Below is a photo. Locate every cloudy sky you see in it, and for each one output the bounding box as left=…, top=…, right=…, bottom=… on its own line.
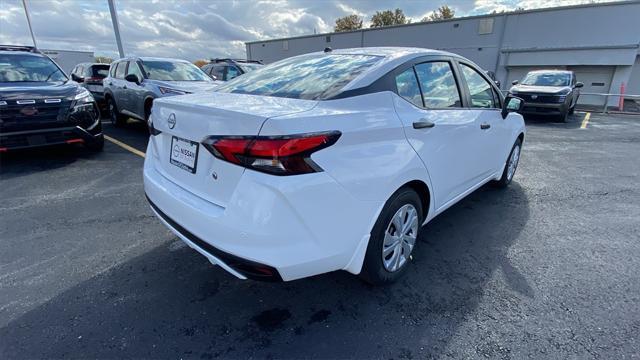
left=0, top=0, right=599, bottom=61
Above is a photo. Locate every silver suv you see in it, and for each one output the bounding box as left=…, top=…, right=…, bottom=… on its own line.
left=103, top=57, right=219, bottom=126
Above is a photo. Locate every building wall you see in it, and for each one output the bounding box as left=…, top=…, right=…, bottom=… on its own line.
left=246, top=1, right=640, bottom=105
left=41, top=49, right=94, bottom=74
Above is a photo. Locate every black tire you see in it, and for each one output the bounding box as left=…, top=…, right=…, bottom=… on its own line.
left=492, top=138, right=522, bottom=188
left=85, top=134, right=104, bottom=152
left=360, top=187, right=423, bottom=285
left=108, top=97, right=126, bottom=127
left=555, top=109, right=568, bottom=123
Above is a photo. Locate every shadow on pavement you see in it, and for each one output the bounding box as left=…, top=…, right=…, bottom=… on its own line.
left=0, top=183, right=530, bottom=359
left=0, top=145, right=103, bottom=181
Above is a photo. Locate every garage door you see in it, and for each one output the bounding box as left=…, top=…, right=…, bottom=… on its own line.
left=567, top=66, right=615, bottom=106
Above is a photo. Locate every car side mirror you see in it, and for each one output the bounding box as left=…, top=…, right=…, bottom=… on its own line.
left=209, top=74, right=217, bottom=81
left=71, top=73, right=84, bottom=83
left=511, top=80, right=519, bottom=85
left=502, top=95, right=524, bottom=119
left=494, top=80, right=501, bottom=88
left=575, top=82, right=584, bottom=88
left=125, top=73, right=141, bottom=85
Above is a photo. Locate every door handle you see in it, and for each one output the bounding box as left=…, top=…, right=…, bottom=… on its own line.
left=123, top=85, right=127, bottom=89
left=480, top=123, right=491, bottom=130
left=413, top=120, right=435, bottom=129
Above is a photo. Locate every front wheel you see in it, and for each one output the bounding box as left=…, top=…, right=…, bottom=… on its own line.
left=492, top=138, right=522, bottom=188
left=360, top=187, right=423, bottom=285
left=85, top=134, right=104, bottom=152
left=108, top=98, right=126, bottom=127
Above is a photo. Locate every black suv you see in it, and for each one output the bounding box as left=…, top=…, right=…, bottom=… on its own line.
left=0, top=45, right=102, bottom=152
left=509, top=70, right=583, bottom=122
left=200, top=59, right=263, bottom=81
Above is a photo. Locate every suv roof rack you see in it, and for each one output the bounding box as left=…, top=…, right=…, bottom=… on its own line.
left=210, top=58, right=262, bottom=64
left=0, top=45, right=39, bottom=53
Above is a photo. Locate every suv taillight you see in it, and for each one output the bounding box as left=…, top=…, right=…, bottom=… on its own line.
left=202, top=131, right=341, bottom=175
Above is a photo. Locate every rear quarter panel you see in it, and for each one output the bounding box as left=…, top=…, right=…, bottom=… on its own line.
left=259, top=91, right=435, bottom=219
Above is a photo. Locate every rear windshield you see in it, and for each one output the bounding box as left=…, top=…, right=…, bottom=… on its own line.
left=215, top=54, right=382, bottom=100
left=91, top=65, right=110, bottom=78
left=0, top=53, right=67, bottom=83
left=521, top=72, right=570, bottom=86
left=141, top=60, right=210, bottom=81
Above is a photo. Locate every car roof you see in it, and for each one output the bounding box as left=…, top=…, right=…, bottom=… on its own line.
left=0, top=50, right=44, bottom=56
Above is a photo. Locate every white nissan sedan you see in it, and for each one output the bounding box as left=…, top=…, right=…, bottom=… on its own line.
left=144, top=47, right=525, bottom=284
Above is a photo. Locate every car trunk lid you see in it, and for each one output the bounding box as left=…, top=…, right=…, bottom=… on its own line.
left=149, top=92, right=317, bottom=207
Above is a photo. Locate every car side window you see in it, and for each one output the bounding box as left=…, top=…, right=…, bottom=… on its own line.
left=414, top=62, right=462, bottom=108
left=460, top=64, right=498, bottom=109
left=127, top=61, right=144, bottom=80
left=210, top=64, right=225, bottom=80
left=395, top=68, right=423, bottom=108
left=110, top=63, right=117, bottom=77
left=115, top=62, right=127, bottom=79
left=226, top=66, right=240, bottom=81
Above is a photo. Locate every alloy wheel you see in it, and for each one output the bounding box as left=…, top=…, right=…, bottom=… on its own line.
left=507, top=144, right=521, bottom=181
left=382, top=204, right=419, bottom=272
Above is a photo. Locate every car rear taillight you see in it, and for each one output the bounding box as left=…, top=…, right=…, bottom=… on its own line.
left=202, top=131, right=341, bottom=175
left=85, top=77, right=104, bottom=84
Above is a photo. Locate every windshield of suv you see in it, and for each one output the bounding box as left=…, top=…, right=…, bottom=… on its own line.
left=216, top=54, right=382, bottom=100
left=141, top=60, right=211, bottom=81
left=0, top=53, right=67, bottom=82
left=521, top=72, right=570, bottom=86
left=238, top=63, right=263, bottom=73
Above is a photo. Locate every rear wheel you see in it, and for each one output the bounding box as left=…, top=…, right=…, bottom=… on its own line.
left=360, top=187, right=423, bottom=285
left=108, top=97, right=126, bottom=127
left=493, top=138, right=522, bottom=188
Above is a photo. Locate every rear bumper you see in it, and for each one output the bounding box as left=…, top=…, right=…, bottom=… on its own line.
left=147, top=195, right=283, bottom=281
left=143, top=143, right=381, bottom=281
left=0, top=120, right=102, bottom=151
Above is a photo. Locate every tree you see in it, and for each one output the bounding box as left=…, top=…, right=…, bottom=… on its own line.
left=423, top=5, right=455, bottom=22
left=370, top=8, right=410, bottom=28
left=334, top=14, right=363, bottom=32
left=94, top=56, right=113, bottom=64
left=193, top=59, right=208, bottom=68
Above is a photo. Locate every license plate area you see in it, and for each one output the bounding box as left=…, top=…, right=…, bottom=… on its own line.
left=170, top=136, right=199, bottom=174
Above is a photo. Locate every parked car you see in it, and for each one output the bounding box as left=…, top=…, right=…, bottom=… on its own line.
left=144, top=47, right=525, bottom=284
left=200, top=59, right=263, bottom=81
left=70, top=62, right=110, bottom=104
left=0, top=45, right=103, bottom=152
left=509, top=70, right=583, bottom=122
left=103, top=57, right=218, bottom=127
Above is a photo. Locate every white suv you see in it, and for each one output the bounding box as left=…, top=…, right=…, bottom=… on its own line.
left=143, top=47, right=525, bottom=284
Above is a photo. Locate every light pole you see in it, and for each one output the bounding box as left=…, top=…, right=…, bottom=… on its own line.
left=21, top=0, right=38, bottom=48
left=107, top=0, right=125, bottom=58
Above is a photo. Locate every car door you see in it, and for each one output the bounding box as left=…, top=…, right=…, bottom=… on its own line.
left=123, top=60, right=146, bottom=119
left=111, top=61, right=128, bottom=111
left=457, top=61, right=507, bottom=177
left=393, top=58, right=485, bottom=210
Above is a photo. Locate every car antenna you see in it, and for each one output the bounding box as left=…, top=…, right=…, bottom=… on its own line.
left=324, top=47, right=332, bottom=53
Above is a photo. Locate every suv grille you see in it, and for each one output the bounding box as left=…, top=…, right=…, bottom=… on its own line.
left=518, top=93, right=559, bottom=103
left=0, top=99, right=71, bottom=132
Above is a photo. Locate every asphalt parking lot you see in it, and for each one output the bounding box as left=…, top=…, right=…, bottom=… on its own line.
left=1, top=112, right=639, bottom=359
